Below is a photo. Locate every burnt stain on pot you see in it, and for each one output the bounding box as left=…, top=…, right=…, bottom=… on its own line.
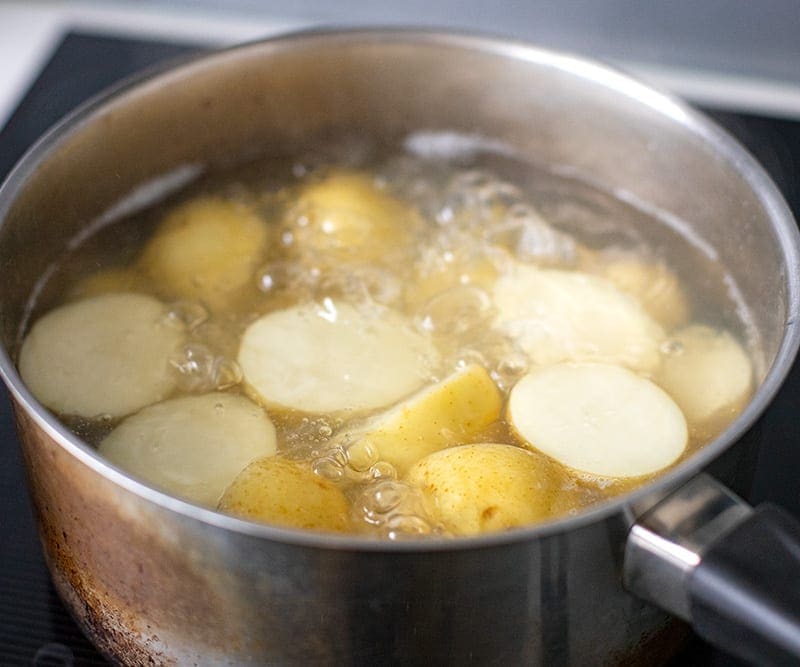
left=14, top=405, right=245, bottom=664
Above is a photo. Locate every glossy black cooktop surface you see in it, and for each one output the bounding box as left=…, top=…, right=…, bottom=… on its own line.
left=1, top=31, right=799, bottom=666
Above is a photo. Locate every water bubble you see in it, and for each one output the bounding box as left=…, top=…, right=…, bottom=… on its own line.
left=370, top=480, right=405, bottom=513
left=386, top=514, right=434, bottom=540
left=164, top=300, right=209, bottom=331
left=369, top=461, right=397, bottom=481
left=417, top=285, right=492, bottom=338
left=257, top=260, right=311, bottom=294
left=313, top=456, right=344, bottom=481
left=346, top=439, right=377, bottom=472
left=284, top=417, right=338, bottom=458
left=660, top=339, right=685, bottom=356
left=169, top=344, right=242, bottom=393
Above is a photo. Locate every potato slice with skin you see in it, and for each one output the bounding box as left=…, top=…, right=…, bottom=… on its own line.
left=492, top=264, right=665, bottom=374
left=656, top=324, right=752, bottom=435
left=289, top=170, right=419, bottom=264
left=218, top=456, right=350, bottom=532
left=343, top=364, right=502, bottom=475
left=69, top=267, right=148, bottom=300
left=139, top=196, right=268, bottom=310
left=595, top=255, right=690, bottom=331
left=405, top=443, right=557, bottom=536
left=99, top=392, right=277, bottom=507
left=508, top=363, right=687, bottom=478
left=19, top=293, right=184, bottom=418
left=238, top=301, right=439, bottom=414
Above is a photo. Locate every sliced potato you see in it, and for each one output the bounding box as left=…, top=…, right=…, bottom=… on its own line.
left=595, top=255, right=690, bottom=331
left=238, top=301, right=439, bottom=413
left=218, top=456, right=350, bottom=532
left=19, top=293, right=184, bottom=418
left=655, top=324, right=752, bottom=435
left=99, top=392, right=277, bottom=506
left=288, top=170, right=419, bottom=264
left=342, top=364, right=502, bottom=475
left=69, top=267, right=147, bottom=300
left=405, top=443, right=557, bottom=535
left=492, top=264, right=664, bottom=373
left=508, top=363, right=687, bottom=478
left=139, top=196, right=269, bottom=310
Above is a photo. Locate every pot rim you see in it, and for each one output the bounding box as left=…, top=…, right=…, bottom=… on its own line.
left=1, top=27, right=799, bottom=553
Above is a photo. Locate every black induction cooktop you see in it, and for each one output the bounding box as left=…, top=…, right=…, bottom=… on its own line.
left=2, top=31, right=799, bottom=666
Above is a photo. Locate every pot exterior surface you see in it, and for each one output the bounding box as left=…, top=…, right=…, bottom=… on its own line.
left=18, top=401, right=692, bottom=665
left=0, top=32, right=797, bottom=665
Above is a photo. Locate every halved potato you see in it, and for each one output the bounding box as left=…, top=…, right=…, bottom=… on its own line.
left=342, top=364, right=502, bottom=475
left=508, top=362, right=687, bottom=478
left=218, top=456, right=350, bottom=532
left=19, top=292, right=184, bottom=418
left=655, top=324, right=752, bottom=436
left=139, top=196, right=269, bottom=310
left=238, top=301, right=439, bottom=414
left=405, top=443, right=557, bottom=535
left=99, top=392, right=277, bottom=506
left=287, top=170, right=419, bottom=264
left=595, top=255, right=690, bottom=331
left=492, top=264, right=664, bottom=373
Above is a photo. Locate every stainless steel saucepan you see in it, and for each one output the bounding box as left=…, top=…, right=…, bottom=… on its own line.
left=1, top=30, right=799, bottom=665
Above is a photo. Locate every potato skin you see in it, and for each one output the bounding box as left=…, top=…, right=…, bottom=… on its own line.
left=139, top=196, right=269, bottom=310
left=288, top=170, right=420, bottom=265
left=219, top=457, right=351, bottom=532
left=405, top=443, right=557, bottom=536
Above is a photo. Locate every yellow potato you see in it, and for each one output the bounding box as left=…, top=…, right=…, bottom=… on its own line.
left=492, top=263, right=665, bottom=374
left=218, top=456, right=351, bottom=532
left=342, top=364, right=502, bottom=475
left=19, top=293, right=184, bottom=418
left=99, top=392, right=277, bottom=507
left=139, top=196, right=269, bottom=310
left=405, top=251, right=501, bottom=311
left=69, top=267, right=147, bottom=300
left=508, top=363, right=688, bottom=478
left=287, top=170, right=419, bottom=264
left=238, top=301, right=439, bottom=413
left=655, top=324, right=752, bottom=436
left=596, top=256, right=690, bottom=331
left=405, top=443, right=557, bottom=536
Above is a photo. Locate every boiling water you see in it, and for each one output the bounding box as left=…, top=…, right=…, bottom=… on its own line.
left=22, top=139, right=759, bottom=539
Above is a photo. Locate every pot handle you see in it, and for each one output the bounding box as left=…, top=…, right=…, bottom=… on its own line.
left=623, top=474, right=800, bottom=666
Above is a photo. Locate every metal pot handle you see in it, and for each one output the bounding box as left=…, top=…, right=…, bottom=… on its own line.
left=623, top=473, right=800, bottom=665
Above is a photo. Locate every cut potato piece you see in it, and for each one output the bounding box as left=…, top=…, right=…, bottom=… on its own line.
left=139, top=196, right=268, bottom=310
left=99, top=392, right=277, bottom=506
left=69, top=267, right=147, bottom=300
left=19, top=293, right=184, bottom=418
left=508, top=363, right=687, bottom=478
left=343, top=364, right=502, bottom=475
left=238, top=301, right=439, bottom=413
left=288, top=170, right=419, bottom=263
left=492, top=264, right=664, bottom=373
left=405, top=443, right=557, bottom=536
left=218, top=456, right=350, bottom=532
left=656, top=325, right=752, bottom=435
left=596, top=256, right=690, bottom=331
